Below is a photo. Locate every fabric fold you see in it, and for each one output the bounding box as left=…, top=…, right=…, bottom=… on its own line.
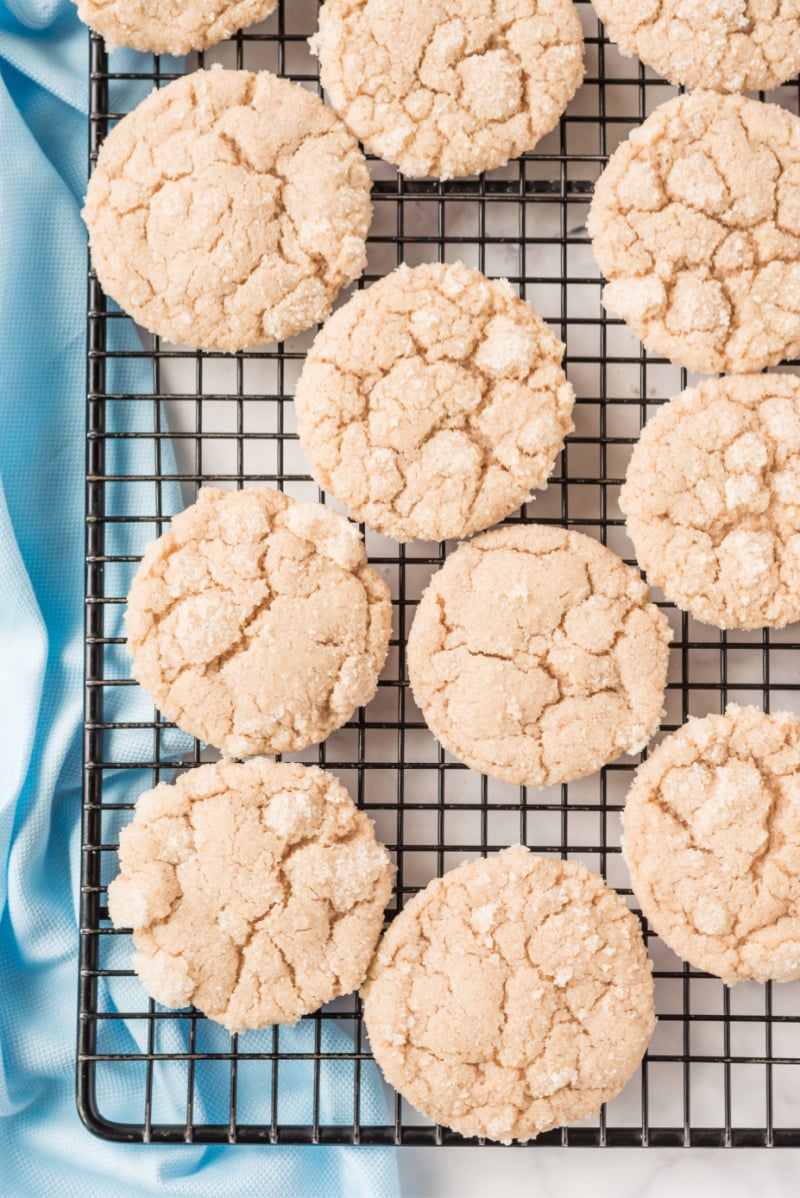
left=0, top=5, right=398, bottom=1194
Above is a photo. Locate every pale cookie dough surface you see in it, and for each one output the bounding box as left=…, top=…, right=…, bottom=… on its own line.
left=621, top=373, right=800, bottom=630
left=590, top=0, right=800, bottom=93
left=362, top=846, right=655, bottom=1142
left=126, top=486, right=392, bottom=757
left=294, top=262, right=575, bottom=544
left=108, top=759, right=394, bottom=1030
left=588, top=91, right=800, bottom=374
left=407, top=525, right=672, bottom=786
left=622, top=705, right=800, bottom=984
left=74, top=0, right=277, bottom=55
left=312, top=0, right=584, bottom=179
left=83, top=69, right=371, bottom=352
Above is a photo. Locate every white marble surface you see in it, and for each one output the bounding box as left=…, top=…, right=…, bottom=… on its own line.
left=399, top=1147, right=798, bottom=1197
left=105, top=0, right=800, bottom=1181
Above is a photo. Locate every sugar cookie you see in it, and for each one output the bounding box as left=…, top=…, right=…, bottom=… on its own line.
left=108, top=759, right=394, bottom=1030
left=362, top=846, right=655, bottom=1142
left=126, top=486, right=392, bottom=757
left=294, top=262, right=575, bottom=543
left=83, top=69, right=371, bottom=351
left=621, top=373, right=800, bottom=630
left=590, top=0, right=800, bottom=93
left=407, top=524, right=671, bottom=786
left=312, top=0, right=584, bottom=179
left=588, top=91, right=800, bottom=374
left=75, top=0, right=278, bottom=55
left=623, top=705, right=800, bottom=984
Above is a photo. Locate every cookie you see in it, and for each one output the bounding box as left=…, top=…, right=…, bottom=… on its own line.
left=362, top=846, right=655, bottom=1142
left=588, top=91, right=800, bottom=374
left=407, top=524, right=672, bottom=786
left=621, top=373, right=800, bottom=631
left=126, top=486, right=392, bottom=758
left=294, top=262, right=575, bottom=544
left=311, top=0, right=584, bottom=179
left=74, top=0, right=278, bottom=54
left=590, top=0, right=800, bottom=93
left=622, top=705, right=800, bottom=985
left=82, top=69, right=371, bottom=352
left=108, top=759, right=394, bottom=1030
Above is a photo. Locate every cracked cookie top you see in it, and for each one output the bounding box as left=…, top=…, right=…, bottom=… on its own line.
left=74, top=0, right=278, bottom=55
left=621, top=373, right=800, bottom=630
left=82, top=69, right=371, bottom=351
left=108, top=759, right=394, bottom=1030
left=311, top=0, right=584, bottom=179
left=126, top=486, right=392, bottom=757
left=590, top=0, right=800, bottom=93
left=407, top=524, right=672, bottom=787
left=362, top=846, right=655, bottom=1142
left=622, top=705, right=800, bottom=984
left=294, top=262, right=575, bottom=544
left=588, top=91, right=800, bottom=374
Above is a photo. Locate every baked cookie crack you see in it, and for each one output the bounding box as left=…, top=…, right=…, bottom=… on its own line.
left=295, top=262, right=575, bottom=544
left=589, top=91, right=800, bottom=373
left=362, top=848, right=654, bottom=1142
left=109, top=759, right=394, bottom=1031
left=313, top=0, right=584, bottom=179
left=83, top=69, right=371, bottom=351
left=621, top=374, right=800, bottom=629
left=590, top=0, right=800, bottom=92
left=407, top=524, right=671, bottom=786
left=623, top=705, right=800, bottom=983
left=126, top=486, right=392, bottom=757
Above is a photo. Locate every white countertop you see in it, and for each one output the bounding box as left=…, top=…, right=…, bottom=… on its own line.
left=400, top=1146, right=798, bottom=1197
left=107, top=5, right=800, bottom=1178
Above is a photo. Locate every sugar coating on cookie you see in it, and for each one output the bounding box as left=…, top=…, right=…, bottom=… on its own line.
left=108, top=759, right=394, bottom=1030
left=621, top=374, right=800, bottom=631
left=74, top=0, right=277, bottom=55
left=83, top=70, right=371, bottom=352
left=590, top=0, right=800, bottom=93
left=362, top=846, right=655, bottom=1142
left=126, top=486, right=392, bottom=758
left=311, top=0, right=584, bottom=179
left=294, top=262, right=575, bottom=544
left=623, top=705, right=800, bottom=984
left=407, top=525, right=672, bottom=786
left=588, top=91, right=800, bottom=374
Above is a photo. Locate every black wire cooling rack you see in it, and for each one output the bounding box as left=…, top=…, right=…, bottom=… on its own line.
left=79, top=1, right=800, bottom=1148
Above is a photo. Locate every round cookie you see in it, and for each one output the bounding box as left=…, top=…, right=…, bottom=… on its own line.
left=622, top=705, right=800, bottom=985
left=82, top=69, right=371, bottom=352
left=362, top=846, right=655, bottom=1142
left=108, top=759, right=394, bottom=1030
left=407, top=524, right=672, bottom=786
left=126, top=486, right=392, bottom=758
left=621, top=373, right=800, bottom=631
left=590, top=0, right=800, bottom=93
left=588, top=91, right=800, bottom=374
left=311, top=0, right=584, bottom=179
left=294, top=262, right=575, bottom=544
left=74, top=0, right=278, bottom=55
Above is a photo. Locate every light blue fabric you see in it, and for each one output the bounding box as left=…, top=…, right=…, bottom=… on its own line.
left=0, top=5, right=399, bottom=1195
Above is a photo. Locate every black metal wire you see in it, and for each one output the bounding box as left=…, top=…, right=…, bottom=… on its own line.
left=79, top=3, right=800, bottom=1147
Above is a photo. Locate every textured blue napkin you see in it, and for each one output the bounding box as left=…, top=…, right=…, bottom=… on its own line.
left=0, top=4, right=399, bottom=1194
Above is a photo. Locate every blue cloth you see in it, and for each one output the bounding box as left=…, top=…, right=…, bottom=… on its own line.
left=0, top=5, right=399, bottom=1195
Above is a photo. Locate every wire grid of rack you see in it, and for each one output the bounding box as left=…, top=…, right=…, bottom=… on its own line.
left=79, top=0, right=800, bottom=1148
